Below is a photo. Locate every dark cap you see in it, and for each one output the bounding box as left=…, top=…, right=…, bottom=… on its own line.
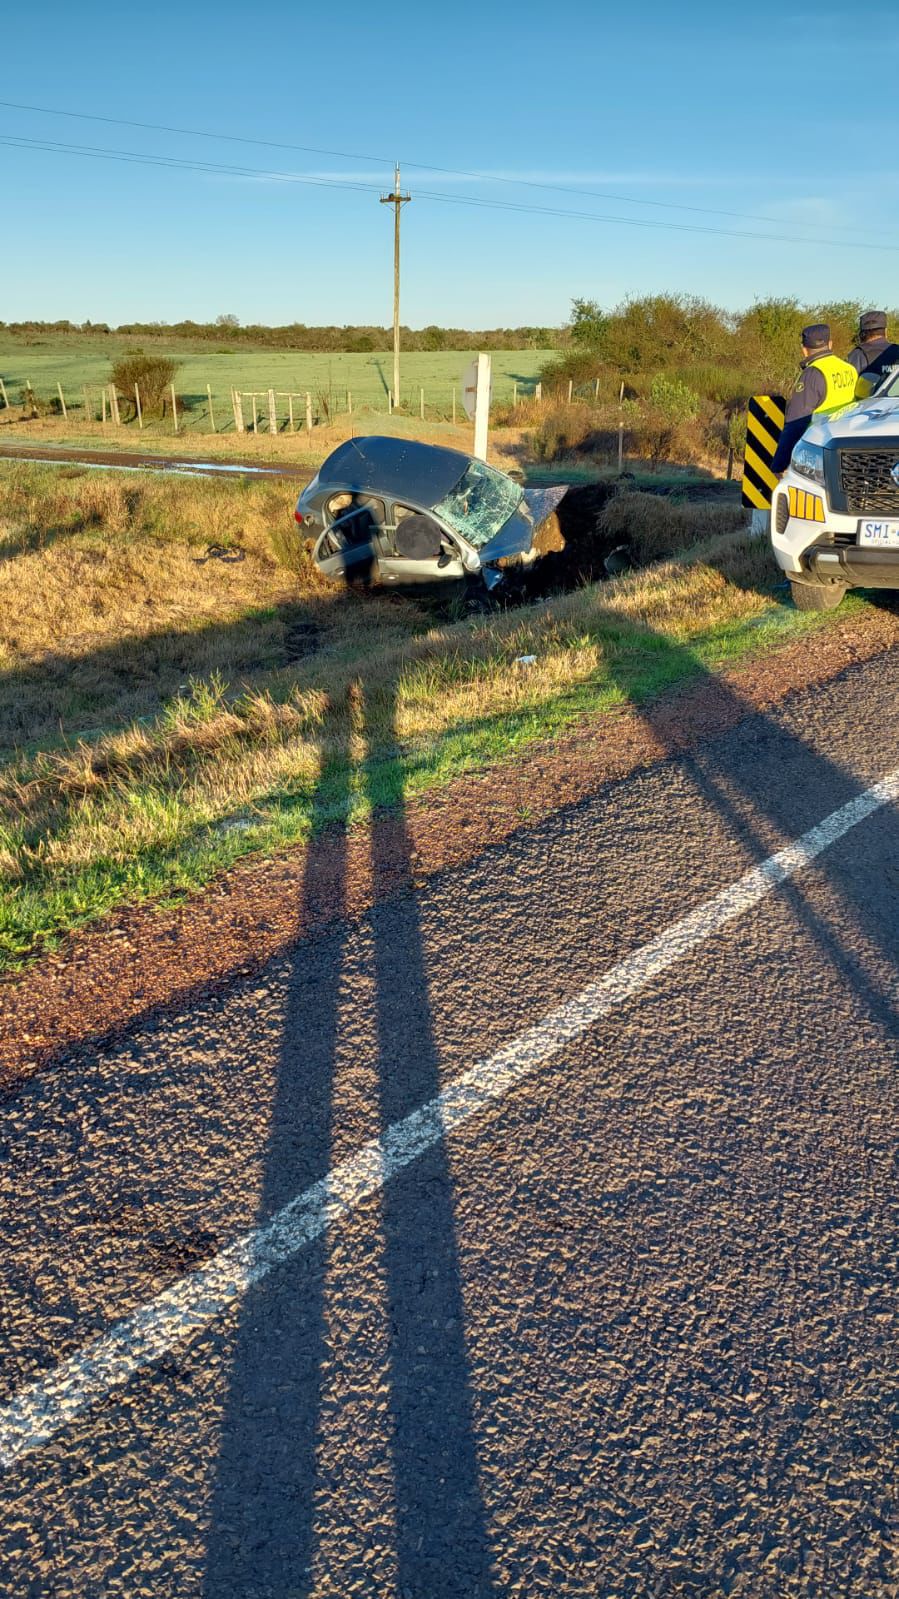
left=859, top=309, right=887, bottom=336
left=802, top=322, right=830, bottom=349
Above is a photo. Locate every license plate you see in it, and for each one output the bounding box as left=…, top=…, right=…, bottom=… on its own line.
left=859, top=519, right=899, bottom=547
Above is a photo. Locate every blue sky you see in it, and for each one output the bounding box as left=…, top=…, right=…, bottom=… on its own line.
left=3, top=0, right=899, bottom=328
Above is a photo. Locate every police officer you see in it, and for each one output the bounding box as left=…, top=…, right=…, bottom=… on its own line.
left=772, top=323, right=857, bottom=474
left=846, top=310, right=899, bottom=397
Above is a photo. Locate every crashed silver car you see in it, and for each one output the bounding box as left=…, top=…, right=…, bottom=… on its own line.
left=293, top=436, right=566, bottom=595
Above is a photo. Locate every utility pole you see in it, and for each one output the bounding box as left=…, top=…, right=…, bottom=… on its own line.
left=380, top=163, right=411, bottom=410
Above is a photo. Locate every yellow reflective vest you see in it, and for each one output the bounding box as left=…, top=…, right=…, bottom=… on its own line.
left=807, top=353, right=858, bottom=415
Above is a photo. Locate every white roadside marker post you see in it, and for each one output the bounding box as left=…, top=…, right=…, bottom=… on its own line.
left=473, top=352, right=492, bottom=462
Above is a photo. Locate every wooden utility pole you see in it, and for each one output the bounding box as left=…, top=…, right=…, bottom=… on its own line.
left=380, top=163, right=410, bottom=414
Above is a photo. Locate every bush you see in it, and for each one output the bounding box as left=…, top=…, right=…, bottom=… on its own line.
left=110, top=350, right=177, bottom=418
left=648, top=376, right=701, bottom=424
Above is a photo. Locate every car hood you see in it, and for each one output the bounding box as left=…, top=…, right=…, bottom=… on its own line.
left=805, top=396, right=899, bottom=448
left=477, top=485, right=569, bottom=564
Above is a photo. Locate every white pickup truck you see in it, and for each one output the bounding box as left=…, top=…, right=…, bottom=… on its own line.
left=771, top=381, right=899, bottom=610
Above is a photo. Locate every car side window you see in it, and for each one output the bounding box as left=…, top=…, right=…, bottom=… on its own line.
left=326, top=494, right=385, bottom=547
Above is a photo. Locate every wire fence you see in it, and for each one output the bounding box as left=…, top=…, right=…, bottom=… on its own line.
left=0, top=372, right=549, bottom=434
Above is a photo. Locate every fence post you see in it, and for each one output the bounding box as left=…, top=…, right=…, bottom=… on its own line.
left=134, top=383, right=143, bottom=429
left=207, top=383, right=216, bottom=432
left=388, top=389, right=393, bottom=415
left=535, top=382, right=542, bottom=404
left=56, top=381, right=67, bottom=420
left=512, top=381, right=518, bottom=407
left=249, top=395, right=258, bottom=436
left=170, top=382, right=178, bottom=434
left=231, top=387, right=245, bottom=434
left=0, top=378, right=8, bottom=408
left=101, top=387, right=107, bottom=425
left=109, top=385, right=121, bottom=426
left=25, top=382, right=37, bottom=419
left=305, top=391, right=313, bottom=432
left=268, top=387, right=277, bottom=436
left=567, top=379, right=573, bottom=403
left=286, top=394, right=295, bottom=431
left=347, top=389, right=352, bottom=415
left=594, top=377, right=600, bottom=400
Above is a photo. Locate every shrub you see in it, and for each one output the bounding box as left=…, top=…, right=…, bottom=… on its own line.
left=728, top=409, right=748, bottom=460
left=648, top=376, right=701, bottom=424
left=110, top=350, right=177, bottom=418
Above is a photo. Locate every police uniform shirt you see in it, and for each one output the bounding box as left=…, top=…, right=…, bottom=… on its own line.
left=772, top=356, right=829, bottom=473
left=847, top=336, right=899, bottom=381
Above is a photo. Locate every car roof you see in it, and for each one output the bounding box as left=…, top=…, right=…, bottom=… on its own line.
left=316, top=436, right=472, bottom=508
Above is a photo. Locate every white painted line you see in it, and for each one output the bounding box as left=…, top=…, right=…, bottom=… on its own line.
left=2, top=764, right=898, bottom=1470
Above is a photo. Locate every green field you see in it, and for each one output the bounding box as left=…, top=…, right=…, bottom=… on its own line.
left=0, top=335, right=555, bottom=430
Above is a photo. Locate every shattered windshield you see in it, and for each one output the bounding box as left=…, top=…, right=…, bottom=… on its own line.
left=433, top=461, right=523, bottom=549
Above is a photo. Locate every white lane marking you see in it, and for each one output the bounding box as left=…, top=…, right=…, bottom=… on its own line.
left=2, top=765, right=898, bottom=1469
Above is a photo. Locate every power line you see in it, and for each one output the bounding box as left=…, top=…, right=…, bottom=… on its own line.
left=0, top=95, right=878, bottom=238
left=3, top=131, right=898, bottom=254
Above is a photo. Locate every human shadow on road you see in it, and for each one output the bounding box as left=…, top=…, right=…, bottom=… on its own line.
left=200, top=691, right=357, bottom=1597
left=601, top=618, right=899, bottom=1042
left=202, top=667, right=496, bottom=1596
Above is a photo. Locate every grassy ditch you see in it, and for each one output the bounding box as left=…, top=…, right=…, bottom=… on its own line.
left=0, top=463, right=853, bottom=969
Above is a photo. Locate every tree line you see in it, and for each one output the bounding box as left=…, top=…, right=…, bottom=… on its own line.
left=558, top=294, right=899, bottom=393
left=0, top=316, right=558, bottom=352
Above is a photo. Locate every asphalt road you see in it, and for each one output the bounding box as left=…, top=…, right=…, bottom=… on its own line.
left=1, top=652, right=898, bottom=1597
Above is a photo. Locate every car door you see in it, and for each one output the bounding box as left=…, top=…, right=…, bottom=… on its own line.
left=377, top=502, right=468, bottom=587
left=312, top=493, right=387, bottom=583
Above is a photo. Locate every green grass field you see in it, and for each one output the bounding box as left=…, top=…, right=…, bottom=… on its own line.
left=0, top=335, right=555, bottom=430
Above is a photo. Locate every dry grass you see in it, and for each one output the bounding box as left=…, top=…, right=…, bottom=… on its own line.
left=0, top=460, right=827, bottom=966
left=0, top=408, right=521, bottom=468
left=598, top=492, right=747, bottom=565
left=0, top=465, right=433, bottom=748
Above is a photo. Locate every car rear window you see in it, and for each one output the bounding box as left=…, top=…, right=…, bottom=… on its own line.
left=433, top=462, right=523, bottom=549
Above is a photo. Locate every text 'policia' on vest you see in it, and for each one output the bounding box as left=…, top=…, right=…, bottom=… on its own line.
left=771, top=323, right=858, bottom=475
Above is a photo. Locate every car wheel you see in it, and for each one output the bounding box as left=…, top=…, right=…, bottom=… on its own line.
left=789, top=578, right=847, bottom=612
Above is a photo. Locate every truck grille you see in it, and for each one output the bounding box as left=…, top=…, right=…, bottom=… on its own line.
left=839, top=449, right=899, bottom=514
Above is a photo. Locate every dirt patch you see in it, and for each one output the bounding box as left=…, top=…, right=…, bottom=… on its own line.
left=0, top=442, right=308, bottom=479
left=3, top=607, right=899, bottom=1091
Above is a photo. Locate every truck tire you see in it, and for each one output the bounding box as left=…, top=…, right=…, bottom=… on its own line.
left=789, top=579, right=847, bottom=612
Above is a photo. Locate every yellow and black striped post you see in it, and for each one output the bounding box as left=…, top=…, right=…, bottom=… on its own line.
left=741, top=394, right=785, bottom=510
